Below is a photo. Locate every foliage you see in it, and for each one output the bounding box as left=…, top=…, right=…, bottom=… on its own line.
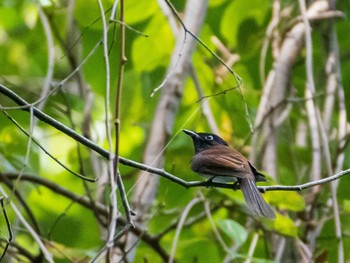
left=0, top=0, right=350, bottom=262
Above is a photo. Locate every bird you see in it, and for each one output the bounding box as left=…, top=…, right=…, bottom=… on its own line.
left=183, top=129, right=275, bottom=219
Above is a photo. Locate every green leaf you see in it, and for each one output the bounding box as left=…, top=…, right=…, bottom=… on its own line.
left=132, top=12, right=173, bottom=73
left=125, top=0, right=158, bottom=24
left=343, top=199, right=350, bottom=212
left=217, top=219, right=247, bottom=246
left=268, top=213, right=298, bottom=237
left=178, top=238, right=221, bottom=263
left=267, top=191, right=305, bottom=212
left=220, top=0, right=270, bottom=47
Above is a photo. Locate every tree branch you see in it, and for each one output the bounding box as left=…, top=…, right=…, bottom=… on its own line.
left=0, top=83, right=186, bottom=184
left=0, top=197, right=12, bottom=261
left=0, top=83, right=349, bottom=192
left=0, top=173, right=171, bottom=262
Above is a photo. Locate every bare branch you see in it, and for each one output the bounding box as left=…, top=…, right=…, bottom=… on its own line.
left=0, top=197, right=12, bottom=261
left=0, top=186, right=54, bottom=263
left=169, top=196, right=203, bottom=263
left=0, top=173, right=171, bottom=262
left=1, top=83, right=349, bottom=193
left=2, top=109, right=97, bottom=182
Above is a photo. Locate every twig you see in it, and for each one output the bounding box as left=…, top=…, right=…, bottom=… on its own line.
left=162, top=0, right=242, bottom=86
left=0, top=173, right=109, bottom=215
left=0, top=186, right=54, bottom=263
left=114, top=0, right=135, bottom=227
left=110, top=19, right=149, bottom=37
left=2, top=179, right=41, bottom=235
left=169, top=196, right=203, bottom=263
left=202, top=195, right=229, bottom=252
left=260, top=168, right=350, bottom=192
left=0, top=197, right=12, bottom=261
left=1, top=41, right=102, bottom=112
left=1, top=109, right=97, bottom=182
left=259, top=0, right=280, bottom=85
left=189, top=64, right=219, bottom=134
left=0, top=173, right=171, bottom=261
left=96, top=0, right=120, bottom=259
left=62, top=6, right=112, bottom=59
left=1, top=84, right=349, bottom=191
left=0, top=82, right=187, bottom=182
left=59, top=91, right=106, bottom=225
left=0, top=239, right=36, bottom=261
left=160, top=0, right=254, bottom=131
left=149, top=30, right=187, bottom=97
left=197, top=86, right=239, bottom=102
left=155, top=203, right=221, bottom=239
left=324, top=1, right=346, bottom=262
left=244, top=232, right=259, bottom=263
left=287, top=10, right=345, bottom=30
left=36, top=5, right=55, bottom=112
left=1, top=85, right=350, bottom=190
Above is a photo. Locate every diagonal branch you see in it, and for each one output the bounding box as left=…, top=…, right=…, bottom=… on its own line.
left=0, top=197, right=12, bottom=261
left=1, top=83, right=349, bottom=192
left=0, top=173, right=170, bottom=262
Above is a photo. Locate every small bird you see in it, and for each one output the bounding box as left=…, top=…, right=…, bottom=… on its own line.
left=183, top=129, right=275, bottom=219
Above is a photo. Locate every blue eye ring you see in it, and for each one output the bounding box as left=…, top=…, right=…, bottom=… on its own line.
left=204, top=135, right=214, bottom=140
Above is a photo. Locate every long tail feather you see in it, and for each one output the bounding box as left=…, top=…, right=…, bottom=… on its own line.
left=239, top=178, right=275, bottom=219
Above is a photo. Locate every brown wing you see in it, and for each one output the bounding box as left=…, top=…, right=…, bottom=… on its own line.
left=190, top=146, right=252, bottom=179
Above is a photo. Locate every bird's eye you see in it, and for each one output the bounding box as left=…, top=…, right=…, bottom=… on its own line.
left=204, top=135, right=214, bottom=140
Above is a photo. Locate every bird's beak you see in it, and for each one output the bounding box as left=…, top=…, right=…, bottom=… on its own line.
left=183, top=129, right=200, bottom=139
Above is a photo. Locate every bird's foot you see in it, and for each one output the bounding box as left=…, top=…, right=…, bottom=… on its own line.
left=232, top=181, right=241, bottom=191
left=205, top=177, right=216, bottom=188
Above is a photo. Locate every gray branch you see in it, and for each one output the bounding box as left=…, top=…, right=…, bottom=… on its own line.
left=0, top=83, right=349, bottom=193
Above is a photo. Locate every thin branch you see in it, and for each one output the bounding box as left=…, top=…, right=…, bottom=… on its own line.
left=0, top=173, right=171, bottom=262
left=1, top=41, right=102, bottom=112
left=1, top=84, right=350, bottom=191
left=197, top=87, right=239, bottom=102
left=169, top=196, right=203, bottom=263
left=202, top=195, right=229, bottom=253
left=161, top=0, right=255, bottom=133
left=1, top=109, right=97, bottom=182
left=0, top=84, right=350, bottom=191
left=287, top=10, right=345, bottom=29
left=96, top=1, right=120, bottom=259
left=0, top=197, right=12, bottom=261
left=162, top=0, right=242, bottom=86
left=36, top=4, right=55, bottom=112
left=260, top=168, right=350, bottom=191
left=2, top=179, right=41, bottom=235
left=109, top=19, right=149, bottom=37
left=155, top=203, right=221, bottom=240
left=108, top=0, right=119, bottom=21
left=158, top=1, right=219, bottom=134
left=0, top=173, right=109, bottom=216
left=0, top=82, right=189, bottom=183
left=0, top=239, right=36, bottom=262
left=259, top=0, right=280, bottom=86
left=160, top=0, right=256, bottom=132
left=59, top=91, right=106, bottom=225
left=325, top=2, right=346, bottom=263
left=189, top=64, right=219, bottom=134
left=114, top=0, right=134, bottom=227
left=0, top=186, right=54, bottom=263
left=244, top=233, right=259, bottom=263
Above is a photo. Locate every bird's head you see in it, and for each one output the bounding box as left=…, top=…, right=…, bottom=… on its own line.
left=183, top=129, right=228, bottom=152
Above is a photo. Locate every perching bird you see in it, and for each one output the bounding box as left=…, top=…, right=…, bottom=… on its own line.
left=183, top=129, right=275, bottom=219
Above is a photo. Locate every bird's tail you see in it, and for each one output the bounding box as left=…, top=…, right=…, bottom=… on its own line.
left=239, top=178, right=275, bottom=219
